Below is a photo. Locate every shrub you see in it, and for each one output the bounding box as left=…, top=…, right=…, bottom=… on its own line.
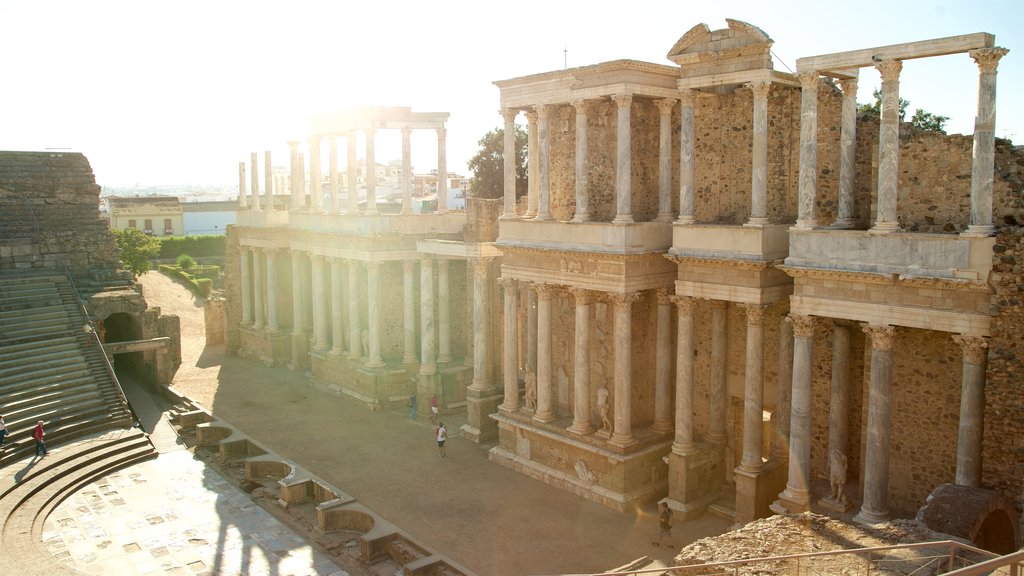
left=177, top=254, right=196, bottom=270
left=158, top=235, right=225, bottom=259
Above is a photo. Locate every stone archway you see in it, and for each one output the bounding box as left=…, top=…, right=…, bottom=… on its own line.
left=917, top=483, right=1020, bottom=554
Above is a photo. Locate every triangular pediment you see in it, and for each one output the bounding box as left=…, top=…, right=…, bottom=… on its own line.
left=666, top=19, right=774, bottom=74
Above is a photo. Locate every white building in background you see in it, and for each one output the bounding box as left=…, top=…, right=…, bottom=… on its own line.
left=182, top=200, right=239, bottom=236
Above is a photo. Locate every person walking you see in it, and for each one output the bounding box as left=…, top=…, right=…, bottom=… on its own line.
left=408, top=391, right=417, bottom=419
left=0, top=413, right=8, bottom=450
left=430, top=394, right=439, bottom=423
left=435, top=422, right=447, bottom=458
left=652, top=502, right=674, bottom=548
left=33, top=420, right=47, bottom=457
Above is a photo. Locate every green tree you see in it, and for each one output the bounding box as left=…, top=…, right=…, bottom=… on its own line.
left=858, top=88, right=909, bottom=121
left=466, top=125, right=528, bottom=200
left=113, top=228, right=160, bottom=277
left=176, top=253, right=196, bottom=270
left=858, top=88, right=947, bottom=133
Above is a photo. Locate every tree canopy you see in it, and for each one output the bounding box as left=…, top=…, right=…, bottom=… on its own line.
left=113, top=228, right=160, bottom=277
left=858, top=88, right=949, bottom=133
left=466, top=126, right=528, bottom=200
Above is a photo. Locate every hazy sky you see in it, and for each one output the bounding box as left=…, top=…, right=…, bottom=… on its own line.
left=1, top=0, right=1021, bottom=187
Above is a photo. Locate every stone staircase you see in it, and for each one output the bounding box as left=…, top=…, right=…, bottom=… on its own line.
left=0, top=274, right=134, bottom=466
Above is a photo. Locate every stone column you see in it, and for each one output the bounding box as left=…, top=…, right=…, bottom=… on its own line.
left=795, top=72, right=819, bottom=229
left=364, top=128, right=378, bottom=215
left=288, top=141, right=301, bottom=211
left=252, top=248, right=265, bottom=329
left=872, top=60, right=903, bottom=233
left=739, top=304, right=767, bottom=472
left=301, top=254, right=312, bottom=335
left=653, top=289, right=674, bottom=433
left=265, top=249, right=279, bottom=332
left=311, top=255, right=327, bottom=350
left=570, top=100, right=591, bottom=223
left=966, top=48, right=1009, bottom=236
left=347, top=131, right=360, bottom=213
left=747, top=80, right=771, bottom=226
left=527, top=285, right=538, bottom=388
left=567, top=288, right=594, bottom=435
left=437, top=259, right=452, bottom=363
left=953, top=335, right=988, bottom=488
left=347, top=260, right=361, bottom=361
left=437, top=127, right=448, bottom=213
left=401, top=126, right=413, bottom=214
left=419, top=256, right=436, bottom=375
left=500, top=278, right=520, bottom=411
left=776, top=314, right=816, bottom=513
left=612, top=94, right=634, bottom=224
left=836, top=77, right=859, bottom=229
left=655, top=98, right=676, bottom=222
left=330, top=258, right=344, bottom=355
left=470, top=258, right=491, bottom=390
left=264, top=150, right=274, bottom=211
left=707, top=300, right=728, bottom=447
left=827, top=321, right=852, bottom=474
left=855, top=324, right=896, bottom=525
left=329, top=134, right=339, bottom=214
left=771, top=316, right=794, bottom=460
left=365, top=262, right=384, bottom=368
left=677, top=90, right=696, bottom=224
left=240, top=247, right=252, bottom=325
left=500, top=109, right=518, bottom=218
left=533, top=283, right=555, bottom=423
left=402, top=260, right=417, bottom=363
left=464, top=267, right=474, bottom=368
left=250, top=152, right=262, bottom=211
left=309, top=136, right=322, bottom=212
left=609, top=292, right=639, bottom=447
left=290, top=251, right=307, bottom=368
left=238, top=162, right=248, bottom=208
left=534, top=105, right=553, bottom=221
left=672, top=296, right=696, bottom=454
left=525, top=110, right=539, bottom=218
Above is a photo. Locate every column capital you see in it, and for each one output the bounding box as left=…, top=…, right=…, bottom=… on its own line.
left=611, top=93, right=633, bottom=109
left=534, top=282, right=558, bottom=299
left=655, top=287, right=673, bottom=305
left=524, top=109, right=538, bottom=124
left=678, top=89, right=698, bottom=107
left=420, top=253, right=434, bottom=266
left=708, top=299, right=729, bottom=311
left=875, top=59, right=903, bottom=82
left=498, top=277, right=519, bottom=292
left=401, top=125, right=412, bottom=137
left=500, top=108, right=518, bottom=123
left=437, top=126, right=446, bottom=138
left=743, top=303, right=768, bottom=326
left=362, top=260, right=379, bottom=272
left=403, top=259, right=416, bottom=273
left=791, top=314, right=816, bottom=338
left=437, top=258, right=449, bottom=271
left=470, top=257, right=492, bottom=275
left=607, top=291, right=641, bottom=308
left=746, top=79, right=772, bottom=100
left=969, top=47, right=1009, bottom=73
left=654, top=98, right=677, bottom=115
left=670, top=294, right=696, bottom=314
left=534, top=104, right=551, bottom=120
left=952, top=334, right=989, bottom=364
left=567, top=286, right=594, bottom=304
left=862, top=324, right=896, bottom=351
left=838, top=76, right=859, bottom=96
left=797, top=72, right=820, bottom=91
left=570, top=99, right=591, bottom=113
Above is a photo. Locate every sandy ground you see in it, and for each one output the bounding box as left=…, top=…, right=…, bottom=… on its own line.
left=137, top=271, right=732, bottom=576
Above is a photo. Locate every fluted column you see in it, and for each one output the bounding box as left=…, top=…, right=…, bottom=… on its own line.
left=527, top=285, right=537, bottom=385
left=772, top=315, right=794, bottom=460
left=655, top=98, right=676, bottom=222
left=309, top=136, right=323, bottom=212
left=525, top=110, right=539, bottom=218
left=739, top=304, right=767, bottom=472
left=328, top=134, right=339, bottom=213
left=707, top=300, right=728, bottom=446
left=402, top=260, right=417, bottom=363
left=288, top=141, right=301, bottom=211
left=364, top=128, right=378, bottom=215
left=777, top=314, right=816, bottom=512
left=432, top=259, right=451, bottom=363
left=747, top=80, right=771, bottom=226
left=570, top=100, right=591, bottom=222
left=365, top=262, right=384, bottom=367
left=872, top=60, right=902, bottom=233
left=534, top=105, right=553, bottom=221
left=264, top=150, right=274, bottom=211
left=677, top=90, right=696, bottom=224
left=266, top=249, right=279, bottom=332
left=500, top=109, right=518, bottom=218
left=310, top=256, right=327, bottom=350
left=795, top=72, right=819, bottom=229
left=953, top=335, right=988, bottom=487
left=855, top=324, right=896, bottom=525
left=347, top=131, right=359, bottom=213
left=827, top=321, right=852, bottom=470
left=290, top=251, right=304, bottom=336
left=836, top=77, right=859, bottom=229
left=419, top=256, right=436, bottom=375
left=966, top=47, right=1009, bottom=236
left=567, top=288, right=594, bottom=435
left=500, top=278, right=520, bottom=411
left=533, top=283, right=555, bottom=422
left=327, top=258, right=344, bottom=355
left=612, top=94, right=634, bottom=224
left=347, top=260, right=361, bottom=361
left=609, top=292, right=639, bottom=447
left=653, top=289, right=674, bottom=433
left=437, top=127, right=448, bottom=214
left=250, top=152, right=262, bottom=211
left=252, top=248, right=265, bottom=329
left=240, top=247, right=253, bottom=325
left=238, top=162, right=248, bottom=208
left=672, top=296, right=696, bottom=454
left=401, top=126, right=413, bottom=214
left=470, top=258, right=491, bottom=390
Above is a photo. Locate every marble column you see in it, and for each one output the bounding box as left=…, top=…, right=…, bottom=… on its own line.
left=419, top=256, right=436, bottom=375
left=707, top=300, right=728, bottom=447
left=437, top=127, right=448, bottom=214
left=288, top=141, right=301, bottom=211
left=777, top=314, right=816, bottom=513
left=571, top=100, right=591, bottom=223
left=301, top=253, right=312, bottom=335
left=250, top=152, right=262, bottom=211
left=525, top=110, right=539, bottom=218
left=264, top=151, right=274, bottom=211
left=464, top=267, right=474, bottom=368
left=677, top=90, right=696, bottom=225
left=500, top=109, right=518, bottom=218
left=795, top=72, right=819, bottom=229
left=747, top=80, right=771, bottom=226
left=470, top=258, right=491, bottom=391
left=612, top=94, right=634, bottom=224
left=872, top=60, right=902, bottom=233
left=567, top=288, right=594, bottom=435
left=500, top=278, right=520, bottom=411
left=309, top=136, right=322, bottom=213
left=266, top=249, right=279, bottom=332
left=402, top=260, right=417, bottom=364
left=953, top=335, right=988, bottom=488
left=364, top=128, right=378, bottom=215
left=827, top=321, right=852, bottom=473
left=672, top=296, right=696, bottom=454
left=534, top=105, right=553, bottom=221
left=329, top=134, right=339, bottom=214
left=739, top=304, right=767, bottom=472
left=655, top=98, right=676, bottom=222
left=401, top=126, right=413, bottom=214
left=771, top=316, right=794, bottom=460
left=240, top=247, right=252, bottom=325
left=527, top=286, right=538, bottom=388
left=365, top=262, right=384, bottom=368
left=966, top=48, right=1009, bottom=236
left=347, top=131, right=359, bottom=213
left=347, top=260, right=361, bottom=361
left=533, top=283, right=555, bottom=423
left=437, top=259, right=452, bottom=363
left=238, top=162, right=248, bottom=209
left=330, top=258, right=344, bottom=355
left=290, top=252, right=304, bottom=336
left=835, top=77, right=859, bottom=229
left=252, top=249, right=265, bottom=329
left=609, top=292, right=639, bottom=447
left=311, top=256, right=327, bottom=350
left=855, top=324, right=896, bottom=525
left=653, top=289, right=674, bottom=433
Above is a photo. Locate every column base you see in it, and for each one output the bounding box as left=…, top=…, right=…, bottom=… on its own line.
left=567, top=422, right=595, bottom=436
left=744, top=217, right=770, bottom=228
left=533, top=213, right=554, bottom=222
left=869, top=222, right=900, bottom=234
left=570, top=213, right=591, bottom=223
left=608, top=433, right=636, bottom=449
left=771, top=487, right=811, bottom=515
left=654, top=213, right=674, bottom=223
left=532, top=411, right=556, bottom=424
left=733, top=464, right=772, bottom=525
left=667, top=446, right=722, bottom=520
left=853, top=507, right=890, bottom=526
left=364, top=359, right=386, bottom=369
left=830, top=218, right=855, bottom=230
left=611, top=215, right=635, bottom=224
left=962, top=225, right=995, bottom=237
left=463, top=388, right=502, bottom=443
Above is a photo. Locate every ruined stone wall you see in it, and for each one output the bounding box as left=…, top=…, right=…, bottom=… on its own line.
left=0, top=152, right=121, bottom=279
left=465, top=197, right=501, bottom=242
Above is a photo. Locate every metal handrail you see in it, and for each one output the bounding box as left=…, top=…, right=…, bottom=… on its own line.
left=944, top=549, right=1024, bottom=576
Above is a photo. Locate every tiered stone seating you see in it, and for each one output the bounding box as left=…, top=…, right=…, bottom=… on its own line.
left=0, top=274, right=133, bottom=467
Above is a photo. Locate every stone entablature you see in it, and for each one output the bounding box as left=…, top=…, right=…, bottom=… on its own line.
left=500, top=247, right=674, bottom=294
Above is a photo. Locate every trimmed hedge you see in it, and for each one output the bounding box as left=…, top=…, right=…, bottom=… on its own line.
left=158, top=264, right=213, bottom=297
left=158, top=235, right=225, bottom=259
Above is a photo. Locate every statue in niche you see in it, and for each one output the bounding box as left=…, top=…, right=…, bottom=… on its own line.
left=828, top=449, right=849, bottom=505
left=525, top=372, right=537, bottom=411
left=597, top=385, right=612, bottom=434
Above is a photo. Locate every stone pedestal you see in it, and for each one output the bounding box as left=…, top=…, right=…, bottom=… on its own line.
left=462, top=386, right=501, bottom=443
left=733, top=465, right=772, bottom=525
left=667, top=445, right=721, bottom=520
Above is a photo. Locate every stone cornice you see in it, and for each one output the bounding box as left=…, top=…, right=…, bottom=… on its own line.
left=778, top=265, right=896, bottom=285
left=897, top=274, right=992, bottom=293
left=668, top=254, right=772, bottom=271
left=493, top=59, right=679, bottom=90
